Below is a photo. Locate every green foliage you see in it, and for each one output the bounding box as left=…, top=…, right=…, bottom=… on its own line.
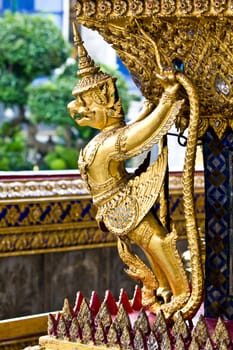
left=0, top=122, right=33, bottom=170
left=0, top=11, right=70, bottom=106
left=0, top=12, right=71, bottom=171
left=0, top=12, right=141, bottom=171
left=0, top=70, right=27, bottom=105
left=44, top=145, right=78, bottom=170
left=27, top=79, right=75, bottom=127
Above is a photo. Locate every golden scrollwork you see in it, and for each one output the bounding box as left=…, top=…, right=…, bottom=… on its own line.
left=0, top=176, right=116, bottom=256
left=0, top=173, right=204, bottom=256
left=0, top=177, right=88, bottom=201
left=74, top=0, right=233, bottom=138
left=72, top=0, right=233, bottom=18
left=0, top=226, right=115, bottom=256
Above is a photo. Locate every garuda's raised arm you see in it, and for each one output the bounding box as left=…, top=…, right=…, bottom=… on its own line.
left=113, top=71, right=184, bottom=161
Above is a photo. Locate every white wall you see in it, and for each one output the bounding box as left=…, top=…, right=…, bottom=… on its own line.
left=80, top=26, right=117, bottom=67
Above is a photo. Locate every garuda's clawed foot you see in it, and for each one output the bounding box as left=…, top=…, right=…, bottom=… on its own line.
left=141, top=286, right=160, bottom=309
left=156, top=287, right=172, bottom=304
left=149, top=291, right=190, bottom=319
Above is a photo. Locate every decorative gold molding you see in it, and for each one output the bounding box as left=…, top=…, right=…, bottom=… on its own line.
left=0, top=172, right=203, bottom=197
left=0, top=174, right=88, bottom=202
left=0, top=225, right=116, bottom=257
left=0, top=172, right=204, bottom=255
left=74, top=1, right=233, bottom=135
left=198, top=115, right=233, bottom=139
left=72, top=0, right=233, bottom=18
left=0, top=173, right=116, bottom=256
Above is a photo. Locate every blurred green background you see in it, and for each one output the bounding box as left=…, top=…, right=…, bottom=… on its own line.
left=0, top=11, right=140, bottom=171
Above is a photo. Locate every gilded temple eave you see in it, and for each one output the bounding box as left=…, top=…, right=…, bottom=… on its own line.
left=72, top=1, right=233, bottom=138
left=73, top=1, right=233, bottom=19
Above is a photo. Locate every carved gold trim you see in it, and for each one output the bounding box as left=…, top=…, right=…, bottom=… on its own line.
left=0, top=173, right=116, bottom=256
left=73, top=0, right=233, bottom=18
left=198, top=115, right=233, bottom=139
left=0, top=210, right=116, bottom=256
left=0, top=232, right=116, bottom=257
left=0, top=172, right=204, bottom=255
left=0, top=172, right=203, bottom=196
left=0, top=174, right=88, bottom=201
left=0, top=172, right=202, bottom=196
left=75, top=1, right=233, bottom=127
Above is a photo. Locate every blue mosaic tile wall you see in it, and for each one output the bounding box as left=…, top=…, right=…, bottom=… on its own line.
left=203, top=128, right=233, bottom=320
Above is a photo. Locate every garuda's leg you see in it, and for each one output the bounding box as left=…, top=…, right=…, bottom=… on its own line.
left=125, top=212, right=190, bottom=317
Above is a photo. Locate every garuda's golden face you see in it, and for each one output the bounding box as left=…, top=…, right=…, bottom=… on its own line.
left=67, top=90, right=108, bottom=130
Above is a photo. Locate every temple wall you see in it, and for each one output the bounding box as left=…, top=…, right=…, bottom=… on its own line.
left=0, top=172, right=204, bottom=320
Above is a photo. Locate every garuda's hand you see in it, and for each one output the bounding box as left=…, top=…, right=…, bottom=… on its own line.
left=156, top=67, right=179, bottom=96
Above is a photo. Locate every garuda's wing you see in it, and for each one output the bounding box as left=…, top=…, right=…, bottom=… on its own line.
left=129, top=145, right=168, bottom=227
left=100, top=146, right=167, bottom=236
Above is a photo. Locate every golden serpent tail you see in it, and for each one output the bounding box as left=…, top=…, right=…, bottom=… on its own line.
left=175, top=72, right=204, bottom=319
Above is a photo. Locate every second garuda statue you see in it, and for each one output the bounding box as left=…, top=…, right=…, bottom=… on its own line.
left=68, top=22, right=203, bottom=320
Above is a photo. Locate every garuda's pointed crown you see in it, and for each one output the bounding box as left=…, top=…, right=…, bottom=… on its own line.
left=72, top=22, right=116, bottom=96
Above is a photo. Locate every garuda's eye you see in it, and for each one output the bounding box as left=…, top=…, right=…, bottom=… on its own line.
left=74, top=113, right=82, bottom=120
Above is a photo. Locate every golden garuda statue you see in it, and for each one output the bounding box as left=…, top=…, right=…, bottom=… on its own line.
left=68, top=22, right=203, bottom=321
